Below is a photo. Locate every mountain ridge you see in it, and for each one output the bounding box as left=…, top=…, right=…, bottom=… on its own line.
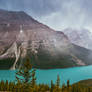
left=0, top=9, right=92, bottom=69
left=63, top=28, right=92, bottom=50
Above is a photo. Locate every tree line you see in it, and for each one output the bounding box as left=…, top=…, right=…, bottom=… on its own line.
left=0, top=58, right=91, bottom=92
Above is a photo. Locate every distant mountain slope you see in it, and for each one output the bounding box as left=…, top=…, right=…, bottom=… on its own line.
left=0, top=9, right=92, bottom=69
left=70, top=44, right=92, bottom=65
left=63, top=28, right=92, bottom=50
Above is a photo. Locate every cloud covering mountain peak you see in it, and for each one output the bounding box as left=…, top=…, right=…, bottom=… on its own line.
left=0, top=0, right=92, bottom=31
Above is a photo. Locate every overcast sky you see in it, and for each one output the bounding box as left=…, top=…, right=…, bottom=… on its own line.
left=0, top=0, right=92, bottom=31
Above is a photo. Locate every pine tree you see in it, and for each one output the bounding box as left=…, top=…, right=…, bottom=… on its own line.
left=56, top=75, right=60, bottom=87
left=31, top=69, right=36, bottom=87
left=62, top=83, right=66, bottom=92
left=0, top=80, right=5, bottom=91
left=67, top=80, right=70, bottom=88
left=88, top=88, right=91, bottom=92
left=16, top=58, right=32, bottom=83
left=5, top=80, right=9, bottom=91
left=15, top=57, right=36, bottom=90
left=51, top=80, right=54, bottom=92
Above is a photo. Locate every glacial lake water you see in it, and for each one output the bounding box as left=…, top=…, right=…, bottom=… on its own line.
left=0, top=65, right=92, bottom=85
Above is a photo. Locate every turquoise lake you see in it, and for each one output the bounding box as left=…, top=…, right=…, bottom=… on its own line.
left=0, top=65, right=92, bottom=85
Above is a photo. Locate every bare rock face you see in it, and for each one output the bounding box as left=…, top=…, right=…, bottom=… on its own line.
left=0, top=9, right=92, bottom=69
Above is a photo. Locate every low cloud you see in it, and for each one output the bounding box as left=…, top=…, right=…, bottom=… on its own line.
left=0, top=0, right=92, bottom=31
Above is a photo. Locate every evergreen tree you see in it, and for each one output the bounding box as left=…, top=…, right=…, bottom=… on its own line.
left=51, top=80, right=54, bottom=92
left=16, top=57, right=36, bottom=89
left=67, top=80, right=70, bottom=88
left=5, top=80, right=9, bottom=91
left=0, top=80, right=5, bottom=91
left=31, top=69, right=36, bottom=87
left=16, top=58, right=31, bottom=83
left=88, top=88, right=91, bottom=92
left=56, top=74, right=60, bottom=87
left=62, top=83, right=66, bottom=92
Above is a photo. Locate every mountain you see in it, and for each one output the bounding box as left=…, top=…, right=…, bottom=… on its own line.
left=63, top=28, right=92, bottom=50
left=0, top=9, right=92, bottom=69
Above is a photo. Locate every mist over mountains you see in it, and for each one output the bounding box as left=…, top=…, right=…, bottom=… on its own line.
left=0, top=0, right=92, bottom=31
left=63, top=28, right=92, bottom=50
left=0, top=9, right=92, bottom=70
